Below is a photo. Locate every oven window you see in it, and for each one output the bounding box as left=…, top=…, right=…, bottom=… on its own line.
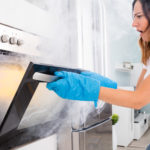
left=0, top=63, right=25, bottom=124
left=18, top=83, right=65, bottom=129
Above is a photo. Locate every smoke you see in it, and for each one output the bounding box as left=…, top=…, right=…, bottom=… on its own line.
left=0, top=1, right=107, bottom=148
left=0, top=47, right=105, bottom=149
left=17, top=0, right=96, bottom=136
left=18, top=82, right=105, bottom=131
left=25, top=0, right=78, bottom=67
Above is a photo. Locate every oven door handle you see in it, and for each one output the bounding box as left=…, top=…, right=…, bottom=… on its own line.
left=32, top=72, right=60, bottom=82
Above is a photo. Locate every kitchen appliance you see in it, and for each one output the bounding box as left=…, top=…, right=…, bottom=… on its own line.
left=72, top=105, right=112, bottom=150
left=0, top=23, right=40, bottom=130
left=0, top=23, right=112, bottom=150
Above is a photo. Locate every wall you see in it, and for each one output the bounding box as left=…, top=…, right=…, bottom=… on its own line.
left=103, top=0, right=150, bottom=119
left=103, top=0, right=141, bottom=86
left=0, top=0, right=51, bottom=37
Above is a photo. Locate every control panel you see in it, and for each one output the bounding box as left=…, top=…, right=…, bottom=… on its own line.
left=0, top=24, right=40, bottom=56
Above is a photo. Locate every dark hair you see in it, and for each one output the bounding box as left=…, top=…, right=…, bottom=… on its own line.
left=133, top=0, right=150, bottom=65
left=132, top=0, right=150, bottom=24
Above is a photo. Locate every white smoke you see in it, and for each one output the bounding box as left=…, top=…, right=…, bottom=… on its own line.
left=25, top=0, right=78, bottom=67
left=18, top=0, right=106, bottom=141
left=0, top=1, right=107, bottom=149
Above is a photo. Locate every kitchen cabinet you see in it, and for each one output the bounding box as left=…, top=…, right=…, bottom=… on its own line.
left=112, top=86, right=134, bottom=147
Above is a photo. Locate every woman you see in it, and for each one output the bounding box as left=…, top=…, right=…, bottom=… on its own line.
left=47, top=0, right=150, bottom=149
left=134, top=0, right=150, bottom=91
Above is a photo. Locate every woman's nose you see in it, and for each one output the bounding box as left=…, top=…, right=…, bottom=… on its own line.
left=132, top=18, right=138, bottom=28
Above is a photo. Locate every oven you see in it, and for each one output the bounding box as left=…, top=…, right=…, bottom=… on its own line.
left=0, top=23, right=40, bottom=125
left=0, top=23, right=43, bottom=149
left=0, top=23, right=112, bottom=150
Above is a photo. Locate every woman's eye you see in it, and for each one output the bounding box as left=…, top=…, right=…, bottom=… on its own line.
left=137, top=15, right=142, bottom=18
left=137, top=15, right=144, bottom=19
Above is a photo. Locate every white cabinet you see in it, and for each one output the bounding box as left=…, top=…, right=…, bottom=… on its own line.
left=112, top=86, right=134, bottom=147
left=113, top=86, right=150, bottom=147
left=134, top=113, right=149, bottom=140
left=113, top=105, right=134, bottom=147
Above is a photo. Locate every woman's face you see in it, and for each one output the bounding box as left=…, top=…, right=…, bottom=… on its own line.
left=132, top=0, right=150, bottom=42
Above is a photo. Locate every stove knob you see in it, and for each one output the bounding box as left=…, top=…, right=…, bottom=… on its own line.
left=9, top=37, right=17, bottom=44
left=17, top=39, right=23, bottom=46
left=1, top=35, right=9, bottom=43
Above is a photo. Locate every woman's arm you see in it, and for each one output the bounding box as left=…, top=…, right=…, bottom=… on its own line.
left=136, top=68, right=147, bottom=89
left=99, top=74, right=150, bottom=110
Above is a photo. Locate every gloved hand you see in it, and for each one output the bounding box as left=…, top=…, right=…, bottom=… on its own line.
left=46, top=71, right=101, bottom=107
left=81, top=71, right=117, bottom=89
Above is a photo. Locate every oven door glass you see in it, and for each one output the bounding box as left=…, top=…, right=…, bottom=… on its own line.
left=18, top=82, right=65, bottom=129
left=0, top=61, right=26, bottom=125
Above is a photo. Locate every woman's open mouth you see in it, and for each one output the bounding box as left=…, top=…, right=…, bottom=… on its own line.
left=137, top=30, right=143, bottom=36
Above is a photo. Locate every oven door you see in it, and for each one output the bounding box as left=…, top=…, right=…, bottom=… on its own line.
left=0, top=53, right=29, bottom=131
left=0, top=62, right=85, bottom=148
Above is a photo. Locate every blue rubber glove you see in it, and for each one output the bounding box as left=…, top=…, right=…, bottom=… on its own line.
left=81, top=71, right=117, bottom=89
left=46, top=71, right=101, bottom=107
